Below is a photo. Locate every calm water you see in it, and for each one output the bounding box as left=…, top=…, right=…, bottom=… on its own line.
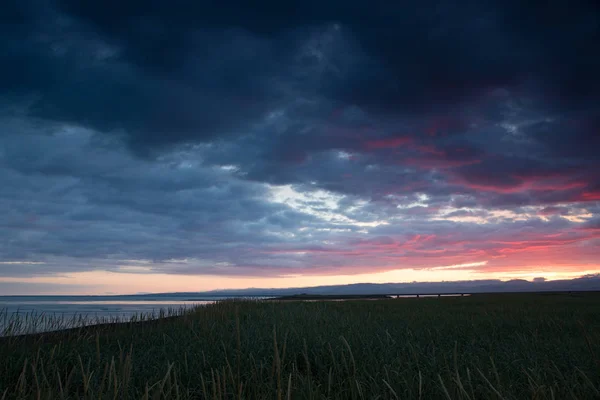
left=0, top=297, right=216, bottom=315
left=0, top=295, right=249, bottom=335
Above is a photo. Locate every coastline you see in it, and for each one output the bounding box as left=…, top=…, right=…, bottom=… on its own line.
left=268, top=293, right=392, bottom=301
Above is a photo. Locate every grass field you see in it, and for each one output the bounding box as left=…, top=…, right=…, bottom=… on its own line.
left=1, top=292, right=599, bottom=399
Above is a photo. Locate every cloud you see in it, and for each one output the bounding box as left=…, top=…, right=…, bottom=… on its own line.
left=0, top=0, right=598, bottom=288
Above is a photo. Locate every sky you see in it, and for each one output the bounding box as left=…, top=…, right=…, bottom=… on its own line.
left=1, top=0, right=599, bottom=295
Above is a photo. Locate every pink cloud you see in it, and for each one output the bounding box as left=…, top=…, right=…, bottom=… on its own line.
left=455, top=180, right=586, bottom=194
left=449, top=170, right=589, bottom=196
left=580, top=190, right=600, bottom=201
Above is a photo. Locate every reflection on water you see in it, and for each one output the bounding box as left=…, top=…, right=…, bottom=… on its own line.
left=0, top=296, right=225, bottom=336
left=0, top=300, right=214, bottom=317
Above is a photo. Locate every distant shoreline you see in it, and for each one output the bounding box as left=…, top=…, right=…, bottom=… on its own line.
left=268, top=294, right=392, bottom=301
left=267, top=291, right=595, bottom=301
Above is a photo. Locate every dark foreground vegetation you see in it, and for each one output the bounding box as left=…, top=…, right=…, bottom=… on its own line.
left=1, top=293, right=600, bottom=399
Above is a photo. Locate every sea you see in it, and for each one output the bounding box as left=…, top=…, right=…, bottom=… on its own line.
left=0, top=295, right=253, bottom=336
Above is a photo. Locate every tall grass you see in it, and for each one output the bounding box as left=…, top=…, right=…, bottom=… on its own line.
left=0, top=293, right=599, bottom=399
left=0, top=306, right=193, bottom=337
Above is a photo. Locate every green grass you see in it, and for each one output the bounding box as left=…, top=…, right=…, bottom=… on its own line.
left=1, top=293, right=599, bottom=399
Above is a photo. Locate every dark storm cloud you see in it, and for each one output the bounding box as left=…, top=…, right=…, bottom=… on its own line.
left=2, top=2, right=292, bottom=155
left=3, top=0, right=598, bottom=151
left=66, top=0, right=597, bottom=117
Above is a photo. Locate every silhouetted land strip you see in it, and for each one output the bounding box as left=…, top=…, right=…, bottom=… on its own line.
left=267, top=290, right=593, bottom=301
left=270, top=293, right=392, bottom=301
left=2, top=292, right=600, bottom=399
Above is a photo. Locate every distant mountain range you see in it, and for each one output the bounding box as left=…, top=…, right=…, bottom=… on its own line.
left=140, top=274, right=600, bottom=298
